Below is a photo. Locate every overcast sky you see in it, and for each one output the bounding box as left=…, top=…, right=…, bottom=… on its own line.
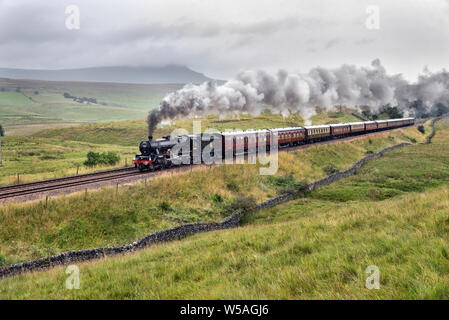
left=0, top=0, right=448, bottom=81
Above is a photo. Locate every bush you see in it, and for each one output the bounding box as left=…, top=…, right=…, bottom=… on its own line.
left=84, top=151, right=120, bottom=166
left=0, top=253, right=13, bottom=266
left=220, top=195, right=256, bottom=215
left=0, top=124, right=4, bottom=137
left=159, top=201, right=172, bottom=211
left=418, top=125, right=425, bottom=134
left=266, top=175, right=310, bottom=196
left=323, top=164, right=339, bottom=175
left=226, top=181, right=240, bottom=192
left=210, top=194, right=223, bottom=203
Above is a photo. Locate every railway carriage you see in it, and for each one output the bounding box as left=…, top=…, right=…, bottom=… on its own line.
left=376, top=120, right=389, bottom=130
left=304, top=125, right=331, bottom=142
left=387, top=119, right=404, bottom=128
left=365, top=121, right=378, bottom=131
left=271, top=127, right=306, bottom=147
left=330, top=123, right=351, bottom=138
left=350, top=122, right=365, bottom=134
left=222, top=130, right=267, bottom=157
left=404, top=118, right=415, bottom=126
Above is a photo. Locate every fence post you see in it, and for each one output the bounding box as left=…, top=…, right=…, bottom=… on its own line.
left=76, top=165, right=79, bottom=175
left=17, top=173, right=19, bottom=184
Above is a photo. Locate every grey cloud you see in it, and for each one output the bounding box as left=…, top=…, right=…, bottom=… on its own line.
left=324, top=38, right=342, bottom=49
left=354, top=38, right=375, bottom=46
left=0, top=0, right=447, bottom=81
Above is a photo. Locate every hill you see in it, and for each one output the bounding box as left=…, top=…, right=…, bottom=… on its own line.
left=0, top=78, right=184, bottom=131
left=0, top=65, right=213, bottom=84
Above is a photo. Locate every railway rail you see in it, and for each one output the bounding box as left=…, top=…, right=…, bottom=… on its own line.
left=0, top=123, right=419, bottom=202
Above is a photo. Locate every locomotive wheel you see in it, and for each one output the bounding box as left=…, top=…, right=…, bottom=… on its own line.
left=138, top=163, right=146, bottom=172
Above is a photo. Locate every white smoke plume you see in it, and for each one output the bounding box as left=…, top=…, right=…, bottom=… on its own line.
left=148, top=59, right=449, bottom=135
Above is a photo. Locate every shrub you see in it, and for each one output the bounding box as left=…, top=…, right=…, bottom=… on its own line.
left=323, top=164, right=339, bottom=175
left=0, top=124, right=4, bottom=137
left=226, top=181, right=240, bottom=192
left=366, top=187, right=384, bottom=200
left=210, top=194, right=223, bottom=203
left=159, top=201, right=172, bottom=211
left=265, top=175, right=309, bottom=196
left=418, top=125, right=425, bottom=134
left=220, top=195, right=256, bottom=215
left=0, top=253, right=13, bottom=266
left=84, top=151, right=120, bottom=166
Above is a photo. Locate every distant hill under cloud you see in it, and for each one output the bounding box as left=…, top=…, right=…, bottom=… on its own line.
left=0, top=65, right=214, bottom=84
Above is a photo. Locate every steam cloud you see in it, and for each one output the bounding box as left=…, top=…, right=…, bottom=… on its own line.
left=148, top=59, right=449, bottom=136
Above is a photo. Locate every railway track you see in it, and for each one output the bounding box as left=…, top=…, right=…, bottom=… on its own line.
left=0, top=169, right=141, bottom=200
left=0, top=124, right=419, bottom=202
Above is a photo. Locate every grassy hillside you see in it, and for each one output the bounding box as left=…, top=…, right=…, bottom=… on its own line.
left=0, top=78, right=183, bottom=130
left=1, top=125, right=449, bottom=298
left=0, top=122, right=429, bottom=265
left=0, top=136, right=136, bottom=185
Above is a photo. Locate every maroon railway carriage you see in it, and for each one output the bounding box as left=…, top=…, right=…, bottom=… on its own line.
left=270, top=127, right=306, bottom=147
left=376, top=120, right=389, bottom=130
left=221, top=129, right=271, bottom=156
left=330, top=123, right=351, bottom=137
left=365, top=121, right=378, bottom=131
left=387, top=119, right=404, bottom=128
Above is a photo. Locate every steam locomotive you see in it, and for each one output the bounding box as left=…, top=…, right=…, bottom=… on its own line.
left=133, top=118, right=415, bottom=172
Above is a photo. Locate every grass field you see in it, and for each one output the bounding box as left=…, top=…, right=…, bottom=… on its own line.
left=0, top=121, right=429, bottom=265
left=0, top=78, right=183, bottom=130
left=0, top=118, right=446, bottom=299
left=2, top=186, right=449, bottom=299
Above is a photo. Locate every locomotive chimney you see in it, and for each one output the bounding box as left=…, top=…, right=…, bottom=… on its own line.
left=148, top=136, right=153, bottom=141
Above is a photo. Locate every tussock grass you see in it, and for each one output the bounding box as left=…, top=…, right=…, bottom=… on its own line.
left=2, top=185, right=449, bottom=299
